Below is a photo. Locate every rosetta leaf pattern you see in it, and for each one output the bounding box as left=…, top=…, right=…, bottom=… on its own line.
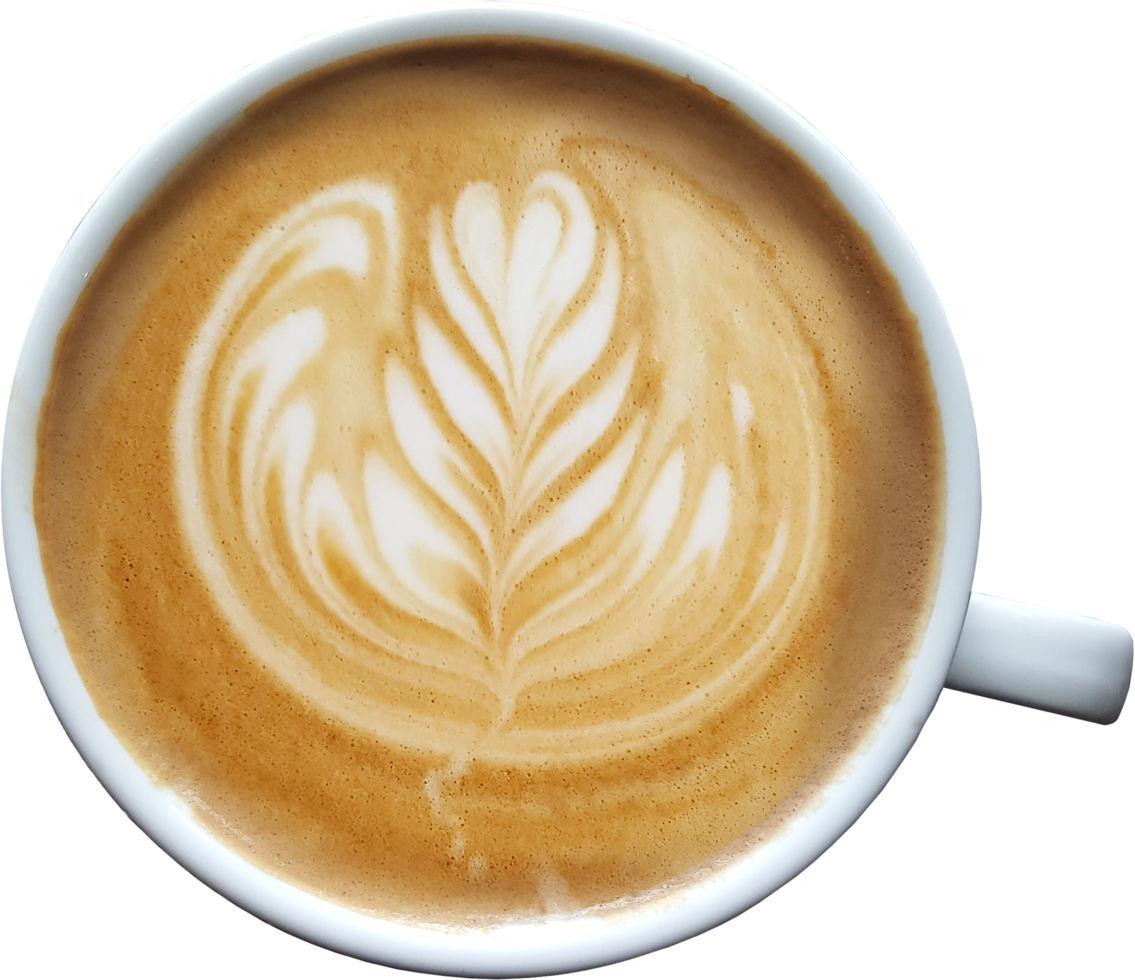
left=380, top=173, right=639, bottom=661
left=175, top=170, right=798, bottom=746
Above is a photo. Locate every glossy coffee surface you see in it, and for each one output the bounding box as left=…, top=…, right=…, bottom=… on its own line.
left=36, top=40, right=944, bottom=922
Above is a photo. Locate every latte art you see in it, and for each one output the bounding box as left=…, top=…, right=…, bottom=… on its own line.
left=36, top=41, right=943, bottom=920
left=176, top=168, right=828, bottom=762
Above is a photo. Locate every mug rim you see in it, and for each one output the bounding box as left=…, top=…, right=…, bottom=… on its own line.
left=1, top=3, right=981, bottom=975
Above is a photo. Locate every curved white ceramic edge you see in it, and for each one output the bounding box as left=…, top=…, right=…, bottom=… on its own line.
left=1, top=4, right=981, bottom=977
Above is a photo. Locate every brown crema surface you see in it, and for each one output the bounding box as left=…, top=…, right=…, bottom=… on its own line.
left=36, top=40, right=944, bottom=923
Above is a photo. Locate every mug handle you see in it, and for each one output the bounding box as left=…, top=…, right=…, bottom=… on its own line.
left=945, top=593, right=1133, bottom=724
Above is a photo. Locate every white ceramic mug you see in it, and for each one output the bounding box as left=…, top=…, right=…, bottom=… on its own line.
left=3, top=4, right=1131, bottom=976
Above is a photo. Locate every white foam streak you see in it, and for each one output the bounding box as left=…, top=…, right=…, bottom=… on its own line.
left=505, top=174, right=596, bottom=383
left=224, top=309, right=326, bottom=478
left=286, top=215, right=372, bottom=281
left=730, top=381, right=754, bottom=435
left=452, top=183, right=508, bottom=324
left=385, top=358, right=493, bottom=559
left=261, top=400, right=317, bottom=559
left=749, top=518, right=790, bottom=604
left=653, top=464, right=733, bottom=604
left=251, top=182, right=400, bottom=317
left=629, top=449, right=686, bottom=584
left=303, top=473, right=387, bottom=607
left=527, top=237, right=620, bottom=429
left=429, top=207, right=512, bottom=401
left=502, top=448, right=687, bottom=678
left=505, top=198, right=563, bottom=379
left=516, top=344, right=637, bottom=518
left=678, top=464, right=732, bottom=568
left=503, top=416, right=644, bottom=604
left=302, top=471, right=490, bottom=677
left=416, top=310, right=512, bottom=488
left=364, top=455, right=480, bottom=632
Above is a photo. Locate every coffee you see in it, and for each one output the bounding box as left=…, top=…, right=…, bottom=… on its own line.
left=36, top=39, right=944, bottom=922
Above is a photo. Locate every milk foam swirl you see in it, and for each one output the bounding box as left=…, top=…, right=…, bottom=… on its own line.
left=174, top=170, right=831, bottom=762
